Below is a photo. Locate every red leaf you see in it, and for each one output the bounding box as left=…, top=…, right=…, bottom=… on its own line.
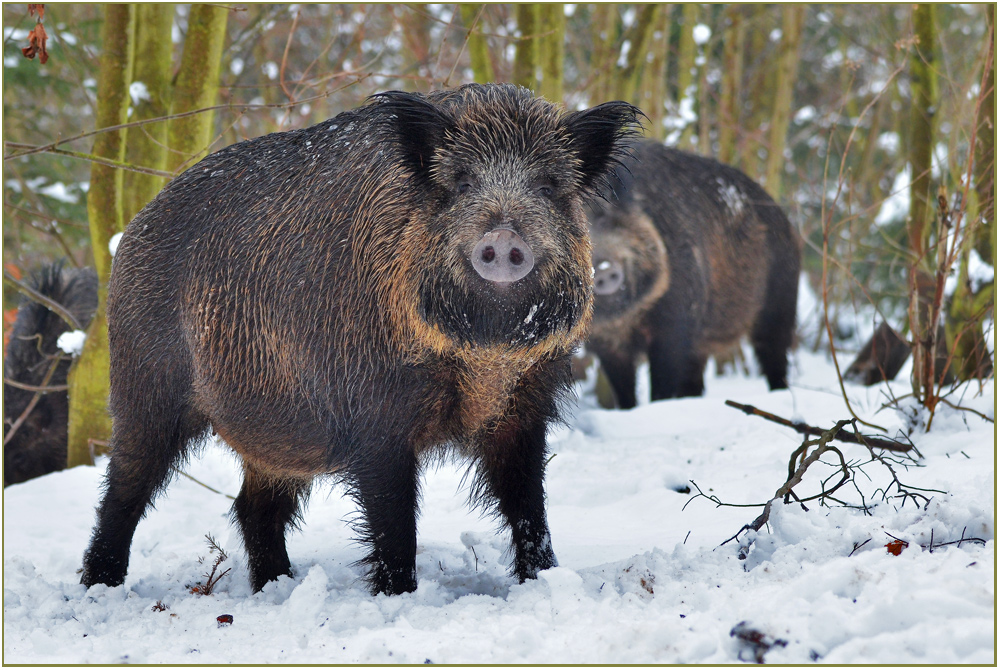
left=21, top=22, right=48, bottom=64
left=885, top=539, right=908, bottom=556
left=217, top=614, right=234, bottom=626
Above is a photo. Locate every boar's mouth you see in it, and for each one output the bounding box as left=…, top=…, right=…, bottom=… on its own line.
left=418, top=262, right=588, bottom=350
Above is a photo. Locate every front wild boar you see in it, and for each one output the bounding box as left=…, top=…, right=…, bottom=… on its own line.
left=81, top=84, right=640, bottom=595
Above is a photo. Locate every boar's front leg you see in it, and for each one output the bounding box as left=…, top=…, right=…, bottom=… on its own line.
left=347, top=445, right=421, bottom=596
left=232, top=465, right=310, bottom=592
left=475, top=383, right=560, bottom=582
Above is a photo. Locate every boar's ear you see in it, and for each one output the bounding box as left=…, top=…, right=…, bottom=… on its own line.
left=371, top=90, right=455, bottom=185
left=561, top=101, right=644, bottom=195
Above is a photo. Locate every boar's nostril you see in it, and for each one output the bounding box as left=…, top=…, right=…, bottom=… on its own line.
left=471, top=228, right=535, bottom=284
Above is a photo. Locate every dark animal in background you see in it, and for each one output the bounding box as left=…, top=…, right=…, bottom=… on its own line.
left=4, top=263, right=98, bottom=485
left=81, top=83, right=641, bottom=595
left=587, top=140, right=801, bottom=408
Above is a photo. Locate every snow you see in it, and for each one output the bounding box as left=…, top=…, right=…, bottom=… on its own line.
left=108, top=232, right=123, bottom=258
left=874, top=166, right=912, bottom=226
left=3, top=348, right=994, bottom=663
left=55, top=330, right=87, bottom=356
left=692, top=24, right=712, bottom=46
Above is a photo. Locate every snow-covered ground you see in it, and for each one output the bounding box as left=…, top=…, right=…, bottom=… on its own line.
left=3, top=348, right=994, bottom=664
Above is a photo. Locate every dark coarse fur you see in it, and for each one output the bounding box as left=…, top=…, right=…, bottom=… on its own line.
left=81, top=83, right=641, bottom=596
left=587, top=140, right=801, bottom=408
left=4, top=262, right=98, bottom=485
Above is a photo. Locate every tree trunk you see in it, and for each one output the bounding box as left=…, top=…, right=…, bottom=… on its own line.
left=538, top=3, right=565, bottom=103
left=165, top=3, right=229, bottom=175
left=642, top=5, right=671, bottom=141
left=973, top=6, right=996, bottom=266
left=614, top=4, right=661, bottom=104
left=459, top=4, right=495, bottom=84
left=907, top=3, right=939, bottom=402
left=512, top=4, right=539, bottom=91
left=122, top=4, right=175, bottom=223
left=66, top=4, right=136, bottom=468
left=590, top=4, right=618, bottom=104
left=718, top=5, right=744, bottom=165
left=946, top=7, right=995, bottom=381
left=675, top=3, right=698, bottom=149
left=764, top=5, right=805, bottom=200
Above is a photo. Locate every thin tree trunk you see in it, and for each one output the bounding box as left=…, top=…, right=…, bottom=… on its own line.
left=676, top=3, right=698, bottom=149
left=590, top=4, right=617, bottom=104
left=947, top=6, right=995, bottom=381
left=66, top=4, right=136, bottom=468
left=615, top=4, right=661, bottom=104
left=744, top=4, right=773, bottom=178
left=512, top=4, right=539, bottom=91
left=718, top=5, right=744, bottom=165
left=764, top=4, right=805, bottom=200
left=642, top=5, right=671, bottom=141
left=123, top=4, right=174, bottom=223
left=538, top=3, right=565, bottom=103
left=907, top=3, right=939, bottom=402
left=165, top=4, right=229, bottom=175
left=459, top=4, right=495, bottom=84
left=974, top=6, right=996, bottom=266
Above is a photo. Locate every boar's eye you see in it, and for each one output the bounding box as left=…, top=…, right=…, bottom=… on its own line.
left=534, top=179, right=556, bottom=199
left=457, top=175, right=475, bottom=195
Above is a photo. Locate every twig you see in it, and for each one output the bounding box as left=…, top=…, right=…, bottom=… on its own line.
left=3, top=377, right=69, bottom=392
left=724, top=400, right=912, bottom=452
left=171, top=466, right=237, bottom=500
left=3, top=271, right=83, bottom=331
left=3, top=143, right=175, bottom=178
left=3, top=353, right=64, bottom=446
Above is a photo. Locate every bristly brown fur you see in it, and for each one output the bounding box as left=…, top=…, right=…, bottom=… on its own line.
left=82, top=83, right=641, bottom=596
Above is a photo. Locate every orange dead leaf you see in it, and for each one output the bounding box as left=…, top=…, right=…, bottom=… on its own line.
left=885, top=539, right=908, bottom=556
left=21, top=21, right=49, bottom=64
left=28, top=4, right=45, bottom=21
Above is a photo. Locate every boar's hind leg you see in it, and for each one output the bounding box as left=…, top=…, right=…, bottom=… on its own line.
left=750, top=263, right=798, bottom=391
left=82, top=402, right=207, bottom=588
left=232, top=465, right=309, bottom=592
left=347, top=447, right=420, bottom=596
left=475, top=393, right=559, bottom=582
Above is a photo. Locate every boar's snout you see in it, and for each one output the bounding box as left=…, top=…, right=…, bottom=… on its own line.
left=470, top=228, right=535, bottom=284
left=593, top=258, right=624, bottom=295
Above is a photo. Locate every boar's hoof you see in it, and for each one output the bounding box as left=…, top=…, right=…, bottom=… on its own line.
left=471, top=228, right=534, bottom=284
left=593, top=259, right=624, bottom=295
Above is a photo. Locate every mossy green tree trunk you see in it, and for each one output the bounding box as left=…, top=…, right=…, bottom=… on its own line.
left=459, top=4, right=494, bottom=83
left=590, top=4, right=618, bottom=104
left=764, top=5, right=804, bottom=200
left=123, top=4, right=174, bottom=222
left=614, top=4, right=661, bottom=104
left=66, top=4, right=136, bottom=467
left=642, top=5, right=671, bottom=141
left=906, top=3, right=939, bottom=404
left=675, top=4, right=698, bottom=149
left=538, top=3, right=565, bottom=103
left=512, top=4, right=539, bottom=91
left=946, top=7, right=995, bottom=380
left=165, top=4, right=229, bottom=174
left=718, top=5, right=745, bottom=166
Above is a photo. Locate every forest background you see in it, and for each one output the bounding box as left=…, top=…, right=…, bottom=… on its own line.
left=2, top=3, right=995, bottom=463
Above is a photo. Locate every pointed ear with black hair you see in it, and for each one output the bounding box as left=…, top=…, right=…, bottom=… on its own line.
left=561, top=101, right=645, bottom=196
left=370, top=90, right=455, bottom=185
